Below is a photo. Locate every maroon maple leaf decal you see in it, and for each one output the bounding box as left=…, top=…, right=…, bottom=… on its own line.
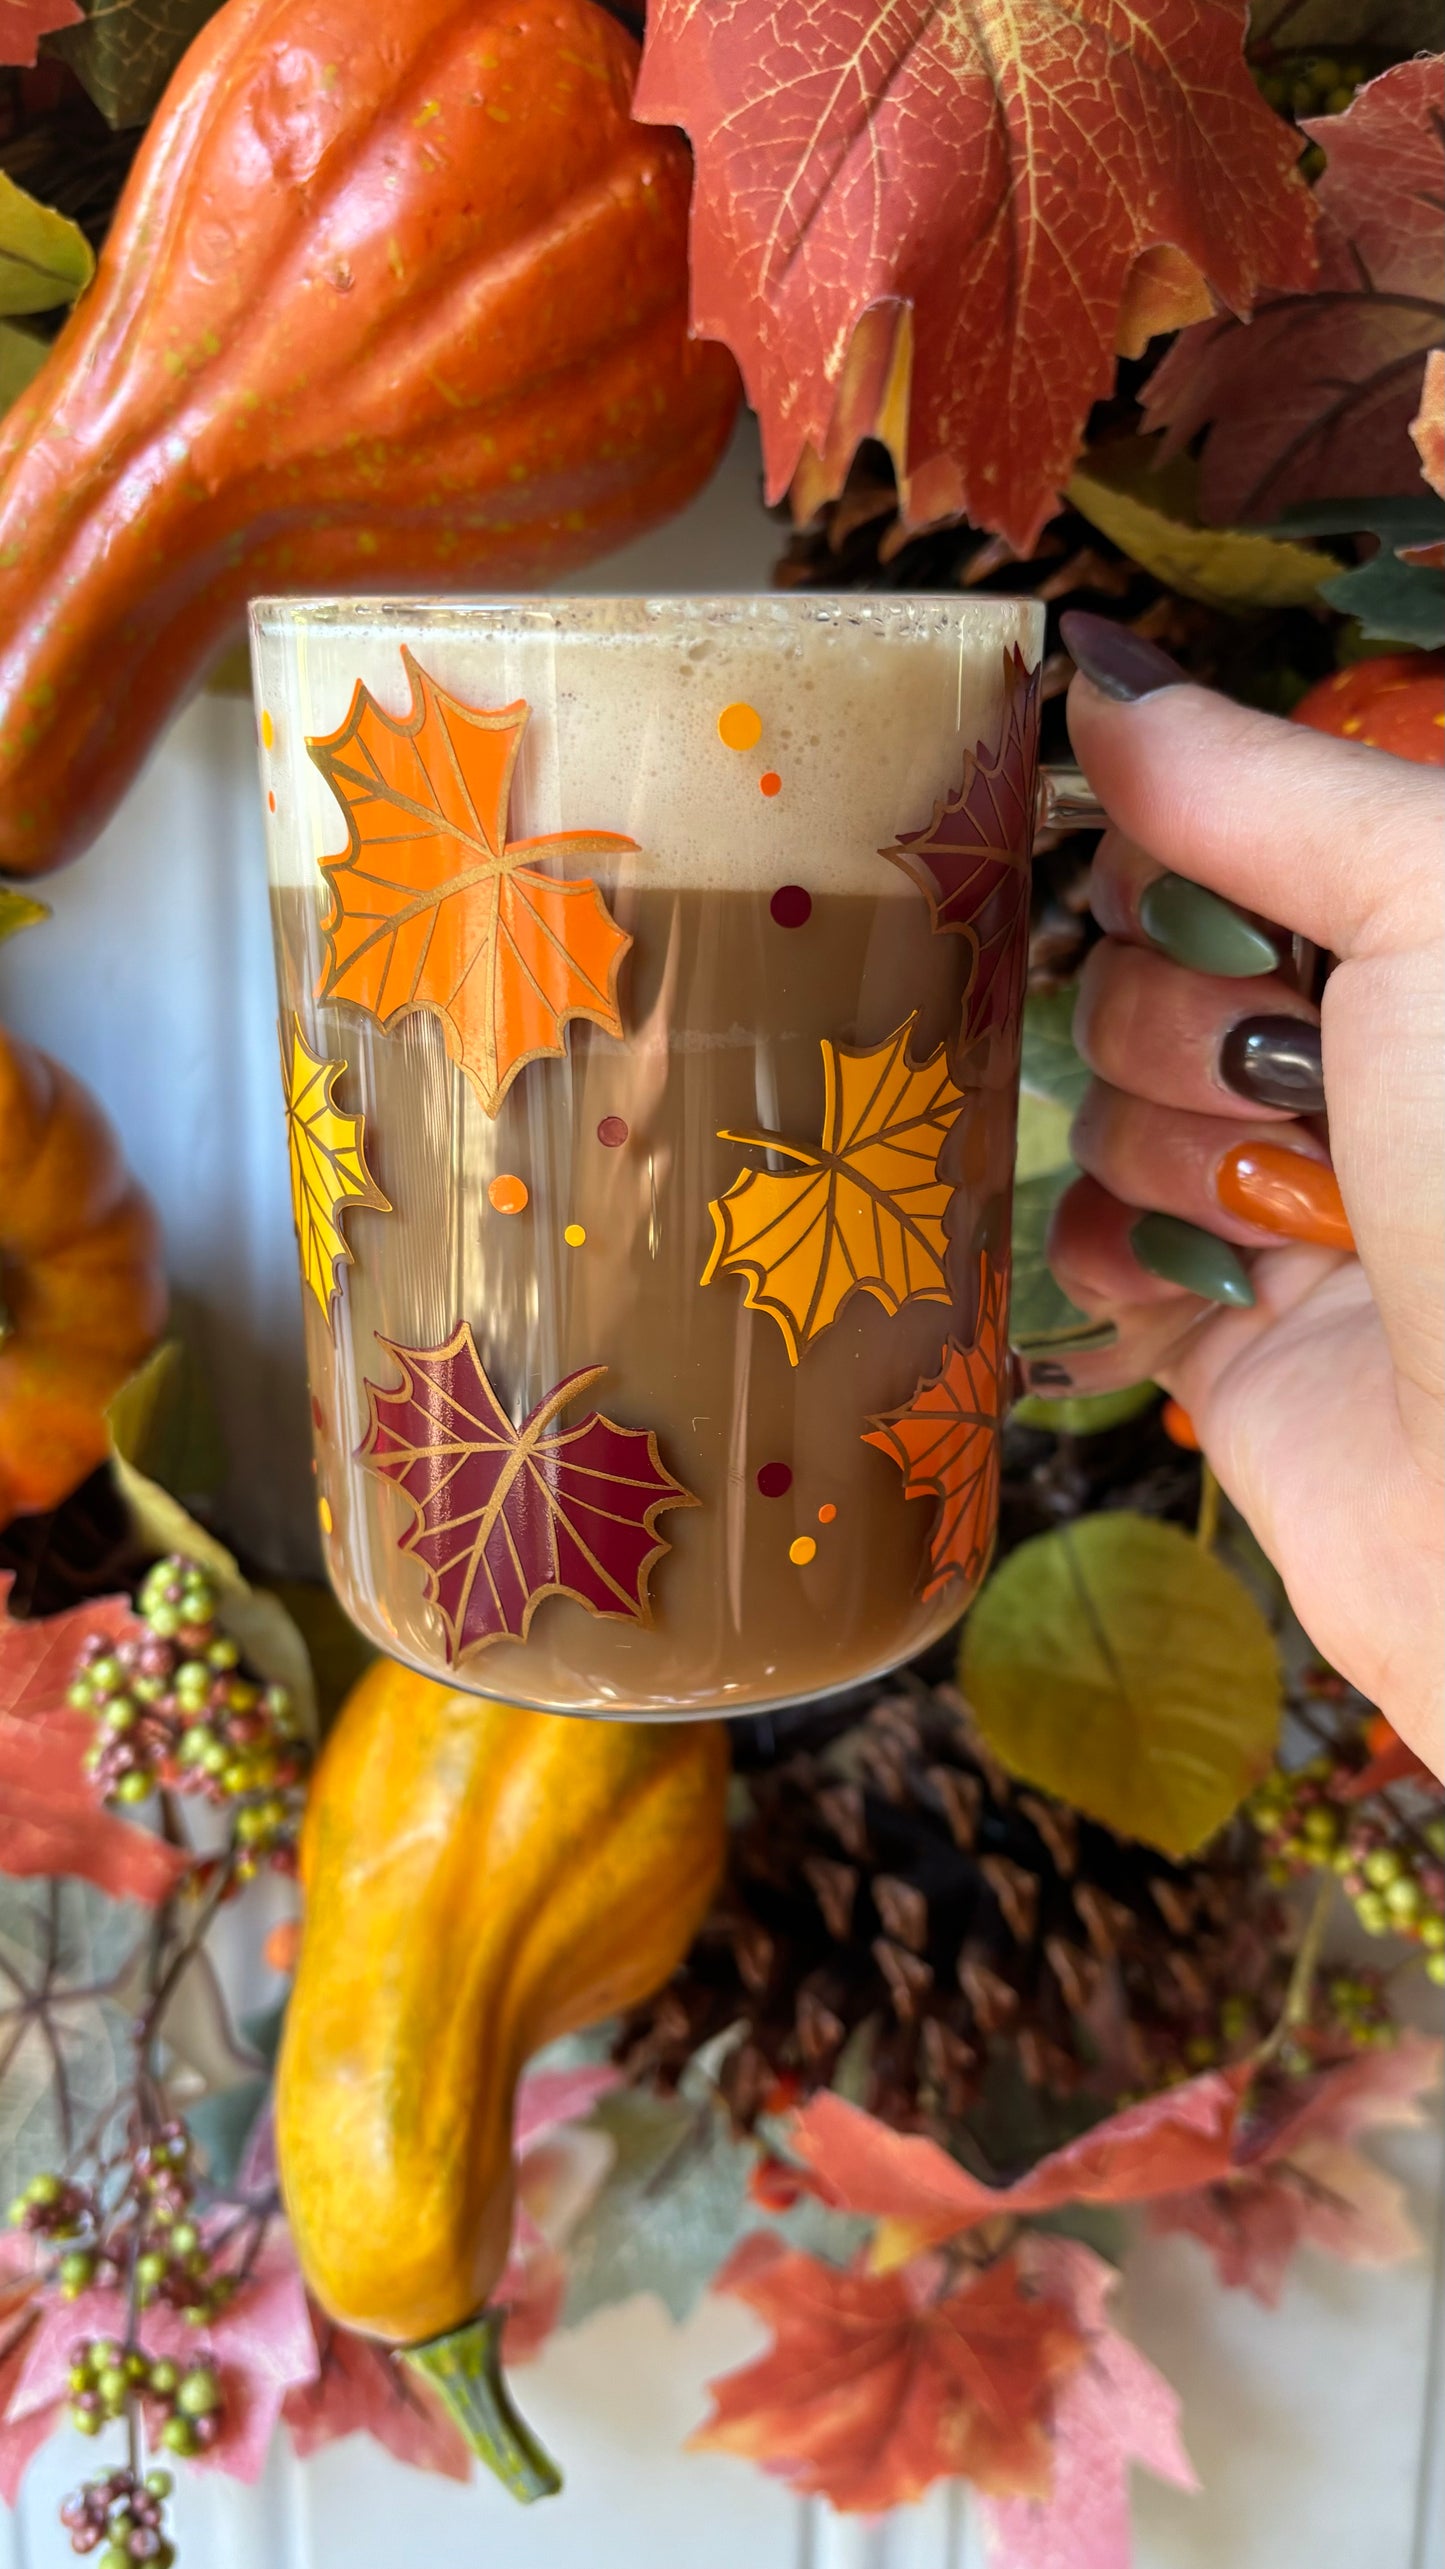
left=359, top=1325, right=697, bottom=1662
left=883, top=648, right=1041, bottom=1044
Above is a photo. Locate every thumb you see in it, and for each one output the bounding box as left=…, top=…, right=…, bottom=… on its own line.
left=1059, top=613, right=1442, bottom=962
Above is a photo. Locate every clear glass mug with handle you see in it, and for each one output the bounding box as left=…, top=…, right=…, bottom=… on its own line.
left=250, top=593, right=1096, bottom=1720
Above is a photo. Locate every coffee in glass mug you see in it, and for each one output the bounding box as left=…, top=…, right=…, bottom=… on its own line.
left=250, top=595, right=1045, bottom=1718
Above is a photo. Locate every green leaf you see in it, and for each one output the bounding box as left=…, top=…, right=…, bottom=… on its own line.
left=1069, top=439, right=1338, bottom=612
left=0, top=319, right=48, bottom=413
left=1009, top=1168, right=1113, bottom=1356
left=0, top=168, right=94, bottom=316
left=110, top=1456, right=317, bottom=1739
left=0, top=883, right=49, bottom=944
left=185, top=2077, right=270, bottom=2189
left=106, top=1332, right=224, bottom=1508
left=0, top=1877, right=139, bottom=2204
left=43, top=0, right=228, bottom=130
left=1268, top=495, right=1445, bottom=548
left=1020, top=986, right=1090, bottom=1115
left=960, top=1512, right=1282, bottom=1858
left=1014, top=1090, right=1074, bottom=1183
left=561, top=2089, right=751, bottom=2328
left=1011, top=1382, right=1159, bottom=1436
left=1322, top=553, right=1445, bottom=650
left=264, top=1581, right=375, bottom=1733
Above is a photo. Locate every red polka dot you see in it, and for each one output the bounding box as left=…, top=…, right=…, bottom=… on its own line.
left=759, top=771, right=782, bottom=798
left=756, top=1462, right=793, bottom=1499
left=770, top=885, right=812, bottom=929
left=597, top=1115, right=629, bottom=1148
left=310, top=1395, right=325, bottom=1434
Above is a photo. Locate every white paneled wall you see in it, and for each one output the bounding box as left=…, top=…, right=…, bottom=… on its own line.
left=2, top=419, right=1441, bottom=2567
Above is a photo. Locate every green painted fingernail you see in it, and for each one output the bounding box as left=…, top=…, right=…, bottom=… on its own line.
left=1138, top=874, right=1279, bottom=978
left=1130, top=1213, right=1256, bottom=1307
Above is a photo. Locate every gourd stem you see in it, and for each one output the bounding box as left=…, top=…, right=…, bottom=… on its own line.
left=403, top=2309, right=562, bottom=2504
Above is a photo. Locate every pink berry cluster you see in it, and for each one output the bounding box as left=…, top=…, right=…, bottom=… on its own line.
left=70, top=1555, right=308, bottom=1877
left=1248, top=1753, right=1445, bottom=1982
left=61, top=2463, right=176, bottom=2564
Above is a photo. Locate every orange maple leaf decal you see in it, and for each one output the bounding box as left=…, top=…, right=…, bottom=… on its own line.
left=694, top=2235, right=1084, bottom=2512
left=309, top=649, right=635, bottom=1117
left=701, top=1015, right=962, bottom=1364
left=634, top=0, right=1316, bottom=548
left=864, top=1255, right=1008, bottom=1602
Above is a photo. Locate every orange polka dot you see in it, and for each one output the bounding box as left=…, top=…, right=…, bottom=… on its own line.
left=718, top=701, right=763, bottom=752
left=817, top=1503, right=837, bottom=1525
left=759, top=771, right=782, bottom=797
left=488, top=1173, right=529, bottom=1215
left=267, top=790, right=276, bottom=812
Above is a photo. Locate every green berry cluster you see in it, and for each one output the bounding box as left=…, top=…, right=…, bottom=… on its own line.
left=1249, top=1756, right=1445, bottom=1982
left=1254, top=51, right=1369, bottom=120
left=5, top=2168, right=96, bottom=2246
left=61, top=2464, right=175, bottom=2564
left=70, top=1556, right=307, bottom=1879
left=67, top=2340, right=222, bottom=2459
left=125, top=2124, right=237, bottom=2326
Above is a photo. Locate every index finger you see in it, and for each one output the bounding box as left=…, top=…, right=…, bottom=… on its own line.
left=1061, top=619, right=1443, bottom=962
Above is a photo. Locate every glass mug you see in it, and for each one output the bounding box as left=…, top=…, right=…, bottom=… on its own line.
left=250, top=594, right=1094, bottom=1720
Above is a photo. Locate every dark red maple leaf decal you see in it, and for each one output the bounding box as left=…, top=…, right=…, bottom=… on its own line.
left=1145, top=59, right=1445, bottom=520
left=883, top=649, right=1041, bottom=1044
left=360, top=1325, right=696, bottom=1662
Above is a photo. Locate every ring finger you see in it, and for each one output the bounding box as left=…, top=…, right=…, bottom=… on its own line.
left=1070, top=1081, right=1354, bottom=1254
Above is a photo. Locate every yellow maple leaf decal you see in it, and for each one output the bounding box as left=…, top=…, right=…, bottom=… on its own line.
left=282, top=1016, right=390, bottom=1325
left=309, top=647, right=636, bottom=1117
left=702, top=1015, right=962, bottom=1363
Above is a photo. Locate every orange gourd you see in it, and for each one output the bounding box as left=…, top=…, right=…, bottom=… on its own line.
left=0, top=0, right=739, bottom=876
left=0, top=1025, right=166, bottom=1523
left=276, top=1655, right=729, bottom=2494
left=1292, top=654, right=1445, bottom=763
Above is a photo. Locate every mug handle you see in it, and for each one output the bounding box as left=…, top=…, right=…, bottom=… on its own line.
left=1034, top=764, right=1106, bottom=842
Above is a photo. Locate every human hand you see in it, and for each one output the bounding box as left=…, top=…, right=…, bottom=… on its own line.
left=1029, top=613, right=1444, bottom=1772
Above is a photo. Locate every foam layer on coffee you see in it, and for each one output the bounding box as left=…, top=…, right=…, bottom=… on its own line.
left=255, top=596, right=1042, bottom=897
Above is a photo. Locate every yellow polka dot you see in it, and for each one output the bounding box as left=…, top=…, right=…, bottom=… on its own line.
left=718, top=701, right=763, bottom=753
left=488, top=1173, right=529, bottom=1215
left=260, top=709, right=275, bottom=749
left=789, top=1536, right=817, bottom=1567
left=564, top=1222, right=587, bottom=1247
left=317, top=1495, right=333, bottom=1535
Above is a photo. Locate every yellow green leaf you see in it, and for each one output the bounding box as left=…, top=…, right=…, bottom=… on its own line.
left=0, top=170, right=94, bottom=318
left=1068, top=438, right=1338, bottom=613
left=960, top=1512, right=1281, bottom=1856
left=0, top=318, right=48, bottom=413
left=0, top=884, right=49, bottom=944
left=281, top=1017, right=390, bottom=1325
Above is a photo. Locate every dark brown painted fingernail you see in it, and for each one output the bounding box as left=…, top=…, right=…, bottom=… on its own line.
left=1026, top=1360, right=1074, bottom=1388
left=1061, top=611, right=1188, bottom=703
left=1219, top=1015, right=1325, bottom=1114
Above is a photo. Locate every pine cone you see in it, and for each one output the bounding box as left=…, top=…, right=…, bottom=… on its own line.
left=616, top=1670, right=1292, bottom=2143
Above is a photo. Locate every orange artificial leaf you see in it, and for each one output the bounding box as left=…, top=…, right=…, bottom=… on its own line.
left=864, top=1255, right=1008, bottom=1604
left=789, top=2075, right=1246, bottom=2255
left=695, top=2236, right=1084, bottom=2512
left=702, top=1015, right=962, bottom=1365
left=634, top=0, right=1315, bottom=548
left=310, top=649, right=635, bottom=1117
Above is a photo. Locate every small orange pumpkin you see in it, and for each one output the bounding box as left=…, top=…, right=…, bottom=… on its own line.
left=0, top=1025, right=167, bottom=1524
left=1292, top=653, right=1445, bottom=763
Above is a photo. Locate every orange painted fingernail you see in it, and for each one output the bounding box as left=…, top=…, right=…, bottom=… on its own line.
left=1161, top=1398, right=1199, bottom=1450
left=1215, top=1141, right=1354, bottom=1250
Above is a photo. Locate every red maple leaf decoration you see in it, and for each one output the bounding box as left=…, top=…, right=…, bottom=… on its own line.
left=282, top=2316, right=471, bottom=2481
left=884, top=648, right=1041, bottom=1045
left=0, top=1577, right=189, bottom=1906
left=360, top=1325, right=696, bottom=1663
left=1145, top=59, right=1445, bottom=520
left=0, top=0, right=82, bottom=68
left=693, top=2234, right=1084, bottom=2513
left=864, top=1255, right=1009, bottom=1604
left=633, top=0, right=1315, bottom=548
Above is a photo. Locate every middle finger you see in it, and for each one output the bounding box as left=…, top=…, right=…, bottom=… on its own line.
left=1073, top=939, right=1324, bottom=1121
